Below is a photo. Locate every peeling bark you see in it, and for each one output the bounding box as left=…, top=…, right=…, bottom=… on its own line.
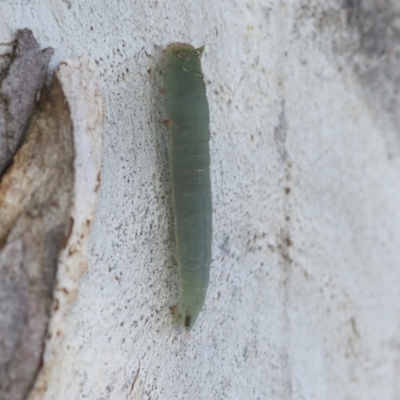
left=28, top=58, right=103, bottom=400
left=0, top=74, right=74, bottom=400
left=0, top=29, right=53, bottom=176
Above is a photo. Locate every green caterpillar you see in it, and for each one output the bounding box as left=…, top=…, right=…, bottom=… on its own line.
left=163, top=43, right=212, bottom=330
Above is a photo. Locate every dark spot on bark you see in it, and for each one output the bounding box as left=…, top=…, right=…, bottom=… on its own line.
left=273, top=101, right=288, bottom=162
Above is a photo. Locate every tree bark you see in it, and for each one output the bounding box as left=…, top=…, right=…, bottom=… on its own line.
left=0, top=1, right=399, bottom=399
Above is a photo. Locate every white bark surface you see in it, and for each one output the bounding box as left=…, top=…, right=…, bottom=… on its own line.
left=1, top=1, right=400, bottom=399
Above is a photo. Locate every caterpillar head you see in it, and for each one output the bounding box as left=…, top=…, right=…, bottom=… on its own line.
left=166, top=43, right=205, bottom=62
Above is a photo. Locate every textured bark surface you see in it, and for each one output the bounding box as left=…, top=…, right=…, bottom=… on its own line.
left=0, top=1, right=399, bottom=399
left=0, top=29, right=53, bottom=176
left=0, top=75, right=74, bottom=400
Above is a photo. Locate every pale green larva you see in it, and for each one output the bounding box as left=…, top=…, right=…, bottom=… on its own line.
left=163, top=43, right=212, bottom=330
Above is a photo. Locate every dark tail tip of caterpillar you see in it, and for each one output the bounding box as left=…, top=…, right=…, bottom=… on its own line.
left=170, top=305, right=193, bottom=331
left=184, top=315, right=191, bottom=329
